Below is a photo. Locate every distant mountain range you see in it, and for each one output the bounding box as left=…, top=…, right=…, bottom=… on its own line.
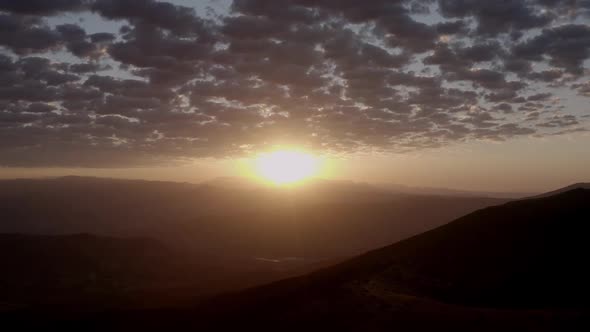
left=2, top=179, right=590, bottom=331
left=205, top=176, right=535, bottom=198
left=373, top=182, right=535, bottom=198
left=0, top=176, right=509, bottom=313
left=184, top=186, right=588, bottom=331
left=75, top=185, right=589, bottom=331
left=0, top=176, right=507, bottom=259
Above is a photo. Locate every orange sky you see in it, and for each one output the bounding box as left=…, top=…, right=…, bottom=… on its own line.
left=1, top=0, right=590, bottom=193
left=2, top=132, right=588, bottom=193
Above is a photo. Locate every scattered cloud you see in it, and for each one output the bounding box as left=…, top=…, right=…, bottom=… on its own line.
left=0, top=0, right=588, bottom=166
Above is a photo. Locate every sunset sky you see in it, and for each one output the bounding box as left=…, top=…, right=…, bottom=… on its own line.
left=1, top=0, right=589, bottom=192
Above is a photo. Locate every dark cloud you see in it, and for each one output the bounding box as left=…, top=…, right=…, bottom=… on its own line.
left=527, top=93, right=553, bottom=102
left=91, top=0, right=213, bottom=38
left=494, top=103, right=513, bottom=113
left=538, top=114, right=579, bottom=128
left=435, top=20, right=468, bottom=35
left=89, top=32, right=115, bottom=43
left=0, top=0, right=587, bottom=166
left=0, top=14, right=61, bottom=54
left=0, top=0, right=88, bottom=15
left=572, top=81, right=590, bottom=96
left=527, top=69, right=565, bottom=83
left=512, top=24, right=590, bottom=74
left=457, top=41, right=504, bottom=63
left=438, top=0, right=552, bottom=36
left=26, top=102, right=56, bottom=113
left=503, top=58, right=532, bottom=75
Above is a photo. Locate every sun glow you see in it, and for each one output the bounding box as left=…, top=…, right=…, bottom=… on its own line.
left=255, top=150, right=320, bottom=185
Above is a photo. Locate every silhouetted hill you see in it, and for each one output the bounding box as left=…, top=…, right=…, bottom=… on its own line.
left=86, top=188, right=590, bottom=331
left=527, top=183, right=590, bottom=199
left=319, top=188, right=590, bottom=308
left=0, top=233, right=231, bottom=311
left=3, top=188, right=590, bottom=331
left=0, top=233, right=334, bottom=312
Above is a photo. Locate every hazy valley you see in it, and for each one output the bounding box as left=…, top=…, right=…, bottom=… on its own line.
left=1, top=178, right=589, bottom=331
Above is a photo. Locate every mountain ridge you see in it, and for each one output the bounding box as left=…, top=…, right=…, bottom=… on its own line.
left=3, top=187, right=590, bottom=331
left=526, top=183, right=590, bottom=199
left=171, top=187, right=590, bottom=331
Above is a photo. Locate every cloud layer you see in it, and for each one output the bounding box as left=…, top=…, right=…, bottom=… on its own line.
left=0, top=0, right=589, bottom=166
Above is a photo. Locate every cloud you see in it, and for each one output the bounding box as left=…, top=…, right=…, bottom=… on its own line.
left=438, top=0, right=552, bottom=36
left=0, top=14, right=62, bottom=54
left=512, top=24, right=590, bottom=74
left=0, top=0, right=88, bottom=15
left=0, top=0, right=588, bottom=166
left=573, top=81, right=590, bottom=96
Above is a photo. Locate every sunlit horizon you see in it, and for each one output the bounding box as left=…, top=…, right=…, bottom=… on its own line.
left=255, top=150, right=318, bottom=185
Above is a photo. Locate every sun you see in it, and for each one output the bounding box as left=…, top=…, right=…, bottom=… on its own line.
left=255, top=150, right=319, bottom=185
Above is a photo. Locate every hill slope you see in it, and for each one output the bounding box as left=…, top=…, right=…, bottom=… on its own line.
left=528, top=182, right=590, bottom=199
left=88, top=188, right=590, bottom=331
left=324, top=187, right=590, bottom=308
left=0, top=234, right=233, bottom=311
left=0, top=234, right=331, bottom=312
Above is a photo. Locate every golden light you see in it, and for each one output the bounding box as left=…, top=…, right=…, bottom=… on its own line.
left=254, top=150, right=319, bottom=185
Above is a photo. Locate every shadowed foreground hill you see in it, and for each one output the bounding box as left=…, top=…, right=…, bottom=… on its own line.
left=0, top=234, right=231, bottom=310
left=0, top=234, right=331, bottom=312
left=320, top=187, right=590, bottom=308
left=88, top=188, right=590, bottom=331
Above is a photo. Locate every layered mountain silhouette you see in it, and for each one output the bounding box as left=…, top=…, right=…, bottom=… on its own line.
left=0, top=177, right=507, bottom=312
left=0, top=177, right=506, bottom=259
left=3, top=181, right=590, bottom=331
left=0, top=233, right=335, bottom=312
left=314, top=187, right=590, bottom=308
left=0, top=233, right=196, bottom=310
left=82, top=187, right=590, bottom=331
